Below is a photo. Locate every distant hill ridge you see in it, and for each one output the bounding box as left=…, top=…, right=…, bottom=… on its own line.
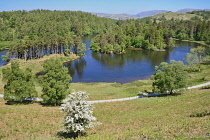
left=136, top=10, right=169, bottom=18
left=176, top=8, right=210, bottom=13
left=92, top=8, right=210, bottom=20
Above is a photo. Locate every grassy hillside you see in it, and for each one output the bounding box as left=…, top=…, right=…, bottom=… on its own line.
left=0, top=87, right=209, bottom=139
left=153, top=12, right=203, bottom=20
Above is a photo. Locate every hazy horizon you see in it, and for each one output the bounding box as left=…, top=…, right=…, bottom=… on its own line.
left=0, top=0, right=210, bottom=15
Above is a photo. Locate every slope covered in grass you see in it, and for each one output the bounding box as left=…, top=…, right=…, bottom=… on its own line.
left=0, top=87, right=209, bottom=139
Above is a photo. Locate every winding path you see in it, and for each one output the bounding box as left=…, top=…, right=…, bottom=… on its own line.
left=0, top=81, right=210, bottom=103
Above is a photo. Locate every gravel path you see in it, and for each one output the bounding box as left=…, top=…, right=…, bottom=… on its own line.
left=0, top=81, right=210, bottom=103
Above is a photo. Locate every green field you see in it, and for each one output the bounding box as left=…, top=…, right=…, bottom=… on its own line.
left=0, top=53, right=210, bottom=139
left=0, top=87, right=209, bottom=139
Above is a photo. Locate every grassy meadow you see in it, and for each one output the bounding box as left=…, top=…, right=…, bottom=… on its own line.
left=0, top=54, right=209, bottom=139
left=0, top=87, right=209, bottom=139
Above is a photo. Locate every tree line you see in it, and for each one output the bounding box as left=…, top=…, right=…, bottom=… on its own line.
left=91, top=19, right=175, bottom=53
left=91, top=11, right=210, bottom=54
left=1, top=10, right=209, bottom=57
left=0, top=10, right=116, bottom=59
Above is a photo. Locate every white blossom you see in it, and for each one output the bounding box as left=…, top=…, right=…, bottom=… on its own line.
left=60, top=90, right=99, bottom=133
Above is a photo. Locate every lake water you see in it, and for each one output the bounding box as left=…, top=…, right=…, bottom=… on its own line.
left=65, top=36, right=202, bottom=84
left=0, top=50, right=8, bottom=67
left=0, top=37, right=206, bottom=83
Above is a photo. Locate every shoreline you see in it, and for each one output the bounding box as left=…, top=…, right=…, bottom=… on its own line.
left=175, top=39, right=210, bottom=47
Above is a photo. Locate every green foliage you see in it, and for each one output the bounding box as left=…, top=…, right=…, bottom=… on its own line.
left=1, top=10, right=210, bottom=57
left=113, top=44, right=122, bottom=53
left=39, top=58, right=72, bottom=106
left=91, top=20, right=169, bottom=53
left=185, top=46, right=206, bottom=71
left=101, top=44, right=113, bottom=54
left=2, top=61, right=37, bottom=102
left=90, top=42, right=100, bottom=52
left=169, top=38, right=175, bottom=47
left=184, top=53, right=199, bottom=72
left=0, top=10, right=116, bottom=42
left=188, top=10, right=210, bottom=20
left=1, top=55, right=9, bottom=62
left=0, top=10, right=116, bottom=58
left=152, top=60, right=189, bottom=94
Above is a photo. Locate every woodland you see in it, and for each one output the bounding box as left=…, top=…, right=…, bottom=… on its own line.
left=0, top=10, right=209, bottom=58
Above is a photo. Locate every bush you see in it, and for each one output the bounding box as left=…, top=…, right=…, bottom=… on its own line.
left=59, top=90, right=98, bottom=137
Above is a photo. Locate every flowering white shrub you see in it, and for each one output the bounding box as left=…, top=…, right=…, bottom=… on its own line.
left=60, top=90, right=97, bottom=134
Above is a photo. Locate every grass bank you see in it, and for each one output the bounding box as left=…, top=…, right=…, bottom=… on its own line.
left=0, top=87, right=209, bottom=139
left=175, top=39, right=210, bottom=47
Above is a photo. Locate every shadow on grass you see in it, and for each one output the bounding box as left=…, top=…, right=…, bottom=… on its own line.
left=148, top=92, right=182, bottom=97
left=57, top=131, right=87, bottom=139
left=156, top=93, right=182, bottom=97
left=200, top=85, right=210, bottom=90
left=39, top=102, right=61, bottom=107
left=5, top=100, right=33, bottom=105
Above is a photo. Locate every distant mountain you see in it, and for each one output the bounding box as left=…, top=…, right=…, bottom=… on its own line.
left=91, top=9, right=210, bottom=20
left=136, top=10, right=169, bottom=18
left=92, top=13, right=137, bottom=20
left=177, top=8, right=210, bottom=13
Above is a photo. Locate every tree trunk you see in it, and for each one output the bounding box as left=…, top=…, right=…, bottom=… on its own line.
left=170, top=89, right=173, bottom=94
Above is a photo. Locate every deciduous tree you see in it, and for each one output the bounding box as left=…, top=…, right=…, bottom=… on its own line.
left=152, top=60, right=189, bottom=94
left=60, top=90, right=98, bottom=137
left=3, top=61, right=37, bottom=102
left=39, top=59, right=72, bottom=106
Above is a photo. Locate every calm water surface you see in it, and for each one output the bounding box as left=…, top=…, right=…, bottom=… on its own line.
left=0, top=37, right=206, bottom=83
left=65, top=37, right=202, bottom=84
left=0, top=50, right=8, bottom=67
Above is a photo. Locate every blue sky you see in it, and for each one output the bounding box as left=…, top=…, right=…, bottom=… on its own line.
left=0, top=0, right=209, bottom=14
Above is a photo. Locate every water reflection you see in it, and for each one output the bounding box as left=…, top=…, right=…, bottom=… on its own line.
left=66, top=38, right=207, bottom=83
left=65, top=57, right=86, bottom=79
left=0, top=50, right=8, bottom=66
left=125, top=49, right=170, bottom=68
left=0, top=37, right=209, bottom=83
left=91, top=52, right=125, bottom=68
